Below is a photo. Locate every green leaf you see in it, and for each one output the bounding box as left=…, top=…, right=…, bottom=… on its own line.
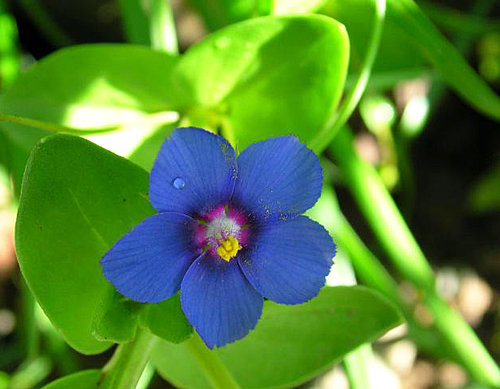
left=274, top=0, right=328, bottom=15
left=227, top=15, right=349, bottom=148
left=152, top=286, right=402, bottom=389
left=174, top=15, right=349, bottom=148
left=92, top=288, right=143, bottom=343
left=128, top=122, right=177, bottom=171
left=16, top=134, right=155, bottom=354
left=40, top=370, right=100, bottom=389
left=0, top=44, right=180, bottom=185
left=142, top=292, right=193, bottom=344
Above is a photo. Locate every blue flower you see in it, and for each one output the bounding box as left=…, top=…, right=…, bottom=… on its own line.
left=101, top=127, right=336, bottom=348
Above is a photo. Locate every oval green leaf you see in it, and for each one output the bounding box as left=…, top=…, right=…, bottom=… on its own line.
left=92, top=288, right=143, bottom=343
left=173, top=15, right=349, bottom=148
left=40, top=370, right=100, bottom=389
left=0, top=44, right=180, bottom=192
left=152, top=286, right=402, bottom=389
left=16, top=134, right=155, bottom=354
left=0, top=44, right=179, bottom=151
left=141, top=292, right=193, bottom=344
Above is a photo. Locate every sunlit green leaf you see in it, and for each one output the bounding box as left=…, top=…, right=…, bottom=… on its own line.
left=274, top=0, right=328, bottom=15
left=128, top=122, right=177, bottom=171
left=0, top=44, right=180, bottom=189
left=174, top=15, right=348, bottom=148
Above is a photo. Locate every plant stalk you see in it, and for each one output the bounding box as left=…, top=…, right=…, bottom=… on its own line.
left=309, top=0, right=386, bottom=154
left=185, top=333, right=242, bottom=389
left=329, top=126, right=500, bottom=386
left=99, top=329, right=157, bottom=389
left=0, top=113, right=118, bottom=135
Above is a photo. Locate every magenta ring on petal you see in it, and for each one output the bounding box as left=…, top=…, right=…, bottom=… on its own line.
left=101, top=127, right=336, bottom=348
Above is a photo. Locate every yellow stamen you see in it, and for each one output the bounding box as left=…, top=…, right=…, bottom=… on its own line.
left=216, top=235, right=241, bottom=262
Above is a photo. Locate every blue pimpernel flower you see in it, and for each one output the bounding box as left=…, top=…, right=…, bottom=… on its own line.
left=101, top=127, right=336, bottom=348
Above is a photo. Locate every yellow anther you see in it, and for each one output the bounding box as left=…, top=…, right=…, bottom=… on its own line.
left=216, top=236, right=241, bottom=262
left=222, top=240, right=232, bottom=251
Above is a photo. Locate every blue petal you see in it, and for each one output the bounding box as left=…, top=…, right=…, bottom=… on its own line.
left=231, top=136, right=322, bottom=223
left=180, top=255, right=263, bottom=348
left=101, top=213, right=199, bottom=303
left=239, top=216, right=335, bottom=304
left=150, top=127, right=237, bottom=215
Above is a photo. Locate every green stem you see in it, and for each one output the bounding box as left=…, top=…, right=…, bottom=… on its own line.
left=135, top=362, right=155, bottom=389
left=18, top=0, right=73, bottom=47
left=309, top=0, right=386, bottom=154
left=329, top=233, right=375, bottom=389
left=331, top=127, right=434, bottom=289
left=0, top=113, right=119, bottom=135
left=344, top=345, right=375, bottom=389
left=329, top=126, right=500, bottom=386
left=425, top=291, right=500, bottom=384
left=313, top=185, right=457, bottom=360
left=185, top=333, right=242, bottom=389
left=99, top=329, right=157, bottom=389
left=420, top=0, right=500, bottom=36
left=117, top=0, right=150, bottom=45
left=313, top=186, right=403, bottom=304
left=149, top=0, right=178, bottom=54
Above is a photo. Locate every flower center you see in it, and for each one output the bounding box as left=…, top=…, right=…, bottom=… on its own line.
left=195, top=205, right=249, bottom=261
left=216, top=236, right=241, bottom=261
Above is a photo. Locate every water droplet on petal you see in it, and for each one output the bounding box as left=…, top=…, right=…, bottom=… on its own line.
left=172, top=177, right=185, bottom=190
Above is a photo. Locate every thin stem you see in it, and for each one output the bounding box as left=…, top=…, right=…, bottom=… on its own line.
left=312, top=185, right=457, bottom=360
left=344, top=345, right=376, bottom=389
left=117, top=0, right=150, bottom=45
left=149, top=0, right=178, bottom=54
left=0, top=113, right=120, bottom=135
left=99, top=329, right=157, bottom=389
left=427, top=0, right=494, bottom=119
left=328, top=234, right=375, bottom=389
left=329, top=126, right=500, bottom=386
left=313, top=186, right=403, bottom=305
left=18, top=0, right=73, bottom=47
left=426, top=291, right=500, bottom=384
left=330, top=128, right=434, bottom=289
left=309, top=0, right=386, bottom=154
left=135, top=362, right=155, bottom=389
left=420, top=0, right=500, bottom=36
left=185, top=333, right=242, bottom=389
